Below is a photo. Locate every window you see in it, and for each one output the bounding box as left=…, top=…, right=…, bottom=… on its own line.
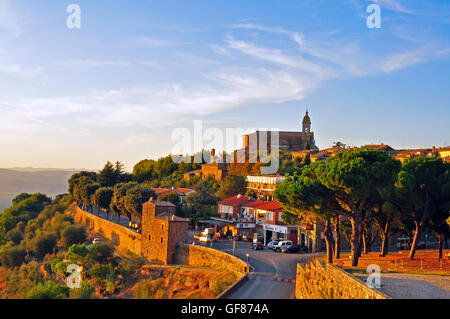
left=148, top=235, right=151, bottom=240
left=162, top=223, right=165, bottom=230
left=161, top=237, right=164, bottom=244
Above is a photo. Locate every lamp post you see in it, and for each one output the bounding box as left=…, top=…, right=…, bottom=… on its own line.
left=246, top=253, right=250, bottom=263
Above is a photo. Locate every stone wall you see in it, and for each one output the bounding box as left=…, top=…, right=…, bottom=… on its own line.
left=295, top=259, right=390, bottom=299
left=70, top=206, right=142, bottom=256
left=175, top=243, right=249, bottom=275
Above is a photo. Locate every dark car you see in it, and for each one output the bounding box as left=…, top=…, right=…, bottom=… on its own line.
left=281, top=245, right=299, bottom=254
left=252, top=241, right=264, bottom=250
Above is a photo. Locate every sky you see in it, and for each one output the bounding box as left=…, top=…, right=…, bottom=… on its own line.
left=0, top=0, right=449, bottom=170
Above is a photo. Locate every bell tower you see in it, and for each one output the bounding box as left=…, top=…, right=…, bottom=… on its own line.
left=302, top=110, right=311, bottom=133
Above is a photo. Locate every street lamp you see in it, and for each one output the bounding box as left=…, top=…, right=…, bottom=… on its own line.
left=246, top=253, right=250, bottom=263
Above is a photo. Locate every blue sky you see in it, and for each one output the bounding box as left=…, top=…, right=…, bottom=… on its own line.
left=0, top=0, right=449, bottom=170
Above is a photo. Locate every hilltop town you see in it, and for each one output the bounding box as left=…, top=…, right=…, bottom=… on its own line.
left=0, top=111, right=448, bottom=300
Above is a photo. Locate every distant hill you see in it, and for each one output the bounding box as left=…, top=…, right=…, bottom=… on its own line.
left=0, top=168, right=92, bottom=212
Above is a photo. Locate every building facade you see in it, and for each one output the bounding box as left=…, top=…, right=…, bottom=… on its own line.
left=141, top=199, right=189, bottom=264
left=242, top=111, right=318, bottom=153
left=246, top=174, right=285, bottom=200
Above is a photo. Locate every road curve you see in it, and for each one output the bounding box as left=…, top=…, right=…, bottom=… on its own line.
left=209, top=240, right=315, bottom=299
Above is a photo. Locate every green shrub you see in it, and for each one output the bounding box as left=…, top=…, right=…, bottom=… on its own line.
left=0, top=246, right=27, bottom=268
left=30, top=233, right=57, bottom=259
left=61, top=225, right=87, bottom=248
left=89, top=263, right=114, bottom=280
left=88, top=244, right=114, bottom=263
left=70, top=281, right=95, bottom=299
left=27, top=281, right=69, bottom=299
left=6, top=229, right=24, bottom=245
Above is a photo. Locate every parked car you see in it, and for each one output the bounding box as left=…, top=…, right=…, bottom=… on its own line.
left=267, top=240, right=279, bottom=250
left=92, top=238, right=101, bottom=245
left=242, top=234, right=251, bottom=242
left=253, top=233, right=263, bottom=243
left=281, top=245, right=300, bottom=254
left=273, top=240, right=294, bottom=252
left=199, top=235, right=214, bottom=243
left=252, top=241, right=264, bottom=250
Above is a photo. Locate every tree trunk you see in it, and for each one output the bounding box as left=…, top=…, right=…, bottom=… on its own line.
left=409, top=221, right=421, bottom=260
left=357, top=227, right=363, bottom=259
left=362, top=231, right=369, bottom=254
left=380, top=233, right=389, bottom=257
left=324, top=219, right=334, bottom=264
left=350, top=215, right=362, bottom=266
left=439, top=238, right=443, bottom=260
left=334, top=216, right=341, bottom=260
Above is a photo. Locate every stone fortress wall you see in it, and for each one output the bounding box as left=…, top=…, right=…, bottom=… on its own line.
left=175, top=243, right=249, bottom=275
left=70, top=205, right=142, bottom=255
left=295, top=259, right=390, bottom=299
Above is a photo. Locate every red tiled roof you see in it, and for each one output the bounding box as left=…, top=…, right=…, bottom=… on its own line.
left=218, top=195, right=254, bottom=207
left=153, top=188, right=171, bottom=195
left=242, top=200, right=265, bottom=208
left=174, top=188, right=194, bottom=195
left=253, top=200, right=284, bottom=212
left=152, top=187, right=195, bottom=196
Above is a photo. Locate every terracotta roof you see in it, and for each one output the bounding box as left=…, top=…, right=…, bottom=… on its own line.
left=174, top=188, right=195, bottom=195
left=152, top=201, right=176, bottom=207
left=153, top=188, right=171, bottom=195
left=218, top=195, right=254, bottom=207
left=152, top=187, right=195, bottom=196
left=242, top=200, right=265, bottom=208
left=363, top=144, right=394, bottom=152
left=253, top=200, right=284, bottom=212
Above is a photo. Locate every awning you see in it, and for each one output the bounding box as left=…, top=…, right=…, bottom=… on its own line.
left=197, top=219, right=229, bottom=227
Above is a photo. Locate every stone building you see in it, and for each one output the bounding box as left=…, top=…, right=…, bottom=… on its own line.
left=141, top=199, right=189, bottom=264
left=242, top=111, right=318, bottom=153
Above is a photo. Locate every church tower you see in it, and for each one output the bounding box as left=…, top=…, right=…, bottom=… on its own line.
left=302, top=110, right=311, bottom=133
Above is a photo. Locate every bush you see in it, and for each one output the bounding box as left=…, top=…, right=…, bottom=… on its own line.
left=89, top=263, right=114, bottom=280
left=0, top=246, right=27, bottom=268
left=70, top=281, right=95, bottom=299
left=88, top=244, right=114, bottom=263
left=27, top=281, right=70, bottom=299
left=61, top=225, right=87, bottom=248
left=6, top=229, right=24, bottom=245
left=30, top=233, right=57, bottom=259
left=68, top=244, right=89, bottom=257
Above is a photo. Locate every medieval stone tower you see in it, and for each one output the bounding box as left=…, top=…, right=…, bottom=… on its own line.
left=302, top=111, right=311, bottom=133
left=141, top=199, right=189, bottom=264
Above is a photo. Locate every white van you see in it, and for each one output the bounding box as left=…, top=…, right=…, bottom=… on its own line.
left=273, top=240, right=293, bottom=252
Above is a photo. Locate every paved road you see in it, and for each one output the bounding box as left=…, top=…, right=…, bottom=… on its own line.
left=197, top=240, right=319, bottom=299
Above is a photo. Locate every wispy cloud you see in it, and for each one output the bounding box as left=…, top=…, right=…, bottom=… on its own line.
left=233, top=23, right=304, bottom=45
left=371, top=0, right=411, bottom=14
left=225, top=36, right=323, bottom=74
